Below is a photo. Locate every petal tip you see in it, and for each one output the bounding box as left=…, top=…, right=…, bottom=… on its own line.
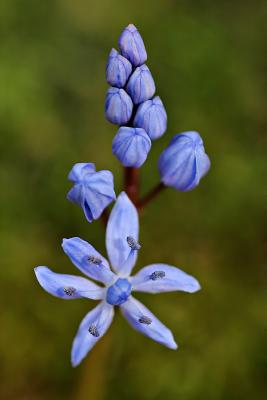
left=188, top=279, right=201, bottom=293
left=34, top=265, right=46, bottom=278
left=117, top=191, right=132, bottom=205
left=127, top=23, right=137, bottom=31
left=62, top=237, right=73, bottom=245
left=169, top=338, right=178, bottom=350
left=71, top=354, right=80, bottom=368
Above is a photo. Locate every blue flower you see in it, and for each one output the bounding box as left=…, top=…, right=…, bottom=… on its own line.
left=35, top=192, right=200, bottom=366
left=118, top=24, right=147, bottom=67
left=158, top=131, right=211, bottom=191
left=126, top=65, right=156, bottom=105
left=106, top=48, right=132, bottom=88
left=112, top=127, right=151, bottom=167
left=134, top=96, right=167, bottom=140
left=67, top=163, right=116, bottom=222
left=105, top=87, right=133, bottom=125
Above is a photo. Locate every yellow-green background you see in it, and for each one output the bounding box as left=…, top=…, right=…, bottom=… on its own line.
left=1, top=1, right=266, bottom=399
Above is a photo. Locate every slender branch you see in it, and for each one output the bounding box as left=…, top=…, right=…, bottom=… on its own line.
left=124, top=167, right=139, bottom=204
left=137, top=182, right=166, bottom=210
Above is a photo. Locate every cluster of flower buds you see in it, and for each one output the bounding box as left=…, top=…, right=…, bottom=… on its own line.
left=105, top=24, right=167, bottom=167
left=67, top=24, right=211, bottom=224
left=105, top=24, right=210, bottom=190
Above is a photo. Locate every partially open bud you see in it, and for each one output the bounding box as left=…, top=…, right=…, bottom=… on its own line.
left=67, top=163, right=116, bottom=222
left=158, top=131, right=210, bottom=191
left=118, top=24, right=147, bottom=67
left=134, top=96, right=167, bottom=140
left=106, top=48, right=132, bottom=88
left=105, top=87, right=133, bottom=125
left=112, top=127, right=151, bottom=168
left=126, top=65, right=155, bottom=105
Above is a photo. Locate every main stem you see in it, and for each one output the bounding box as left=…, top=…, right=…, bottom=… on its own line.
left=124, top=167, right=139, bottom=205
left=101, top=209, right=109, bottom=226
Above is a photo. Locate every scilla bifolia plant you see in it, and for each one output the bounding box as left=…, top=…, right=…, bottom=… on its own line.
left=35, top=24, right=210, bottom=367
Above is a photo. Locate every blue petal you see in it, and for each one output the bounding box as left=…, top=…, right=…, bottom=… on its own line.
left=106, top=192, right=139, bottom=276
left=67, top=184, right=83, bottom=208
left=62, top=237, right=115, bottom=284
left=67, top=168, right=116, bottom=223
left=83, top=170, right=116, bottom=220
left=68, top=163, right=96, bottom=182
left=120, top=296, right=177, bottom=349
left=131, top=264, right=201, bottom=293
left=126, top=65, right=155, bottom=104
left=158, top=131, right=210, bottom=191
left=71, top=302, right=114, bottom=367
left=118, top=24, right=147, bottom=67
left=133, top=96, right=167, bottom=140
left=106, top=48, right=132, bottom=88
left=112, top=127, right=151, bottom=168
left=105, top=87, right=133, bottom=125
left=195, top=147, right=211, bottom=185
left=34, top=266, right=104, bottom=300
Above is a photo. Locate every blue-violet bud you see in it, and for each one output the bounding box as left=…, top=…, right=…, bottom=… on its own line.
left=126, top=65, right=155, bottom=105
left=118, top=24, right=147, bottom=67
left=134, top=96, right=167, bottom=140
left=112, top=127, right=151, bottom=168
left=106, top=48, right=132, bottom=88
left=67, top=163, right=116, bottom=222
left=158, top=131, right=211, bottom=191
left=105, top=87, right=133, bottom=125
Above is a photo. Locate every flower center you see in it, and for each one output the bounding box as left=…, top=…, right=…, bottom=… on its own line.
left=106, top=278, right=132, bottom=305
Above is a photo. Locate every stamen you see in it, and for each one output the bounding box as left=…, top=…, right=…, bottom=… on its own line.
left=88, top=255, right=102, bottom=265
left=139, top=315, right=152, bottom=325
left=149, top=271, right=166, bottom=281
left=63, top=286, right=76, bottom=296
left=127, top=236, right=141, bottom=251
left=88, top=324, right=100, bottom=337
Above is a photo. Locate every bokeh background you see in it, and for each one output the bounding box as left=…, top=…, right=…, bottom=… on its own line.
left=1, top=0, right=267, bottom=399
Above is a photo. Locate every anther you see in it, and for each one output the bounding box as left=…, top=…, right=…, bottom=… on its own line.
left=63, top=286, right=76, bottom=296
left=88, top=255, right=102, bottom=265
left=149, top=271, right=166, bottom=281
left=88, top=324, right=100, bottom=337
left=127, top=236, right=141, bottom=251
left=139, top=315, right=152, bottom=325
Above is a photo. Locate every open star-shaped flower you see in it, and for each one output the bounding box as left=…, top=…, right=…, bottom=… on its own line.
left=34, top=192, right=200, bottom=367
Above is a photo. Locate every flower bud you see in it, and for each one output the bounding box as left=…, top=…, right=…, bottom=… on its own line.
left=112, top=127, right=151, bottom=168
left=68, top=163, right=96, bottom=181
left=67, top=163, right=116, bottom=222
left=134, top=96, right=167, bottom=140
left=106, top=48, right=132, bottom=88
left=118, top=24, right=147, bottom=67
left=126, top=65, right=155, bottom=105
left=105, top=87, right=133, bottom=125
left=158, top=131, right=210, bottom=191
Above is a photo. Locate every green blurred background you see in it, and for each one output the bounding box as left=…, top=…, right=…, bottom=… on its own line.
left=1, top=0, right=266, bottom=399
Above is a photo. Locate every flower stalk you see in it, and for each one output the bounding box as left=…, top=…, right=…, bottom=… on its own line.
left=137, top=182, right=166, bottom=210
left=124, top=166, right=140, bottom=204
